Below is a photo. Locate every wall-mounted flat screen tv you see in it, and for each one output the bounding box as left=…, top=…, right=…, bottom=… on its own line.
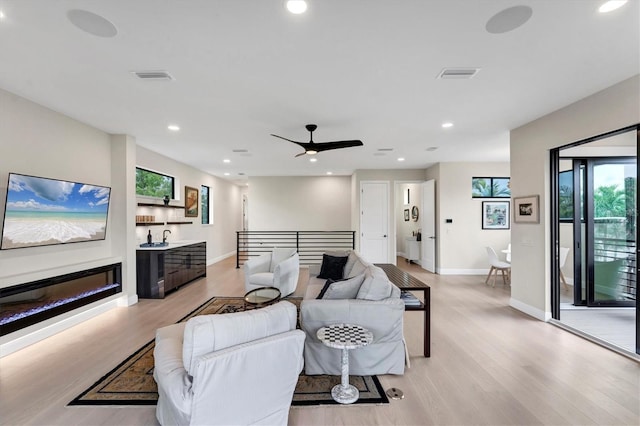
left=1, top=173, right=111, bottom=250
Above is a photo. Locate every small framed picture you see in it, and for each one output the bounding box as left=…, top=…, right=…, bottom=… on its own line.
left=404, top=209, right=410, bottom=221
left=514, top=195, right=540, bottom=223
left=185, top=186, right=199, bottom=217
left=482, top=201, right=510, bottom=230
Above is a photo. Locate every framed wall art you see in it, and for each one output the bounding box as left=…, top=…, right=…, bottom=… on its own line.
left=514, top=195, right=539, bottom=223
left=185, top=186, right=199, bottom=217
left=482, top=201, right=510, bottom=230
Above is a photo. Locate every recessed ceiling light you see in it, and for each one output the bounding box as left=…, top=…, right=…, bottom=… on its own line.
left=224, top=173, right=230, bottom=176
left=326, top=171, right=333, bottom=175
left=67, top=9, right=118, bottom=38
left=485, top=5, right=533, bottom=34
left=442, top=122, right=454, bottom=128
left=0, top=10, right=5, bottom=20
left=223, top=159, right=231, bottom=163
left=397, top=157, right=405, bottom=162
left=167, top=124, right=180, bottom=131
left=599, top=0, right=627, bottom=13
left=309, top=158, right=317, bottom=163
left=286, top=0, right=308, bottom=14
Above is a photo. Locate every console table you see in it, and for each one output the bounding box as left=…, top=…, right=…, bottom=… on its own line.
left=376, top=263, right=430, bottom=357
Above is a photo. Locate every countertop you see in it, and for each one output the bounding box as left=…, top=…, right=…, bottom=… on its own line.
left=136, top=240, right=206, bottom=251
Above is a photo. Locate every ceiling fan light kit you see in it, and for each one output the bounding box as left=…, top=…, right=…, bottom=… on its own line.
left=271, top=124, right=364, bottom=157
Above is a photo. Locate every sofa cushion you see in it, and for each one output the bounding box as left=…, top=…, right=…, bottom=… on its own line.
left=248, top=272, right=275, bottom=286
left=347, top=258, right=368, bottom=278
left=319, top=274, right=365, bottom=299
left=269, top=247, right=295, bottom=272
left=356, top=266, right=393, bottom=301
left=317, top=278, right=343, bottom=299
left=182, top=301, right=296, bottom=375
left=317, top=254, right=348, bottom=280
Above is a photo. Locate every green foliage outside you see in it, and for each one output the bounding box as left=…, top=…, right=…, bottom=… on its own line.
left=472, top=178, right=510, bottom=197
left=594, top=184, right=626, bottom=218
left=136, top=168, right=174, bottom=198
left=201, top=186, right=209, bottom=224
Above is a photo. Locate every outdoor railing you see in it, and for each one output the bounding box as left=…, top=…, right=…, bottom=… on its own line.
left=594, top=237, right=636, bottom=301
left=236, top=231, right=355, bottom=268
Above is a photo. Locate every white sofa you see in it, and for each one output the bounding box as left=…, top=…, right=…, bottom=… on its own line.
left=300, top=250, right=405, bottom=376
left=153, top=301, right=305, bottom=426
left=243, top=248, right=300, bottom=297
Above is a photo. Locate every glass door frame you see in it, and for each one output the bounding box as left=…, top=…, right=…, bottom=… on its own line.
left=550, top=123, right=640, bottom=354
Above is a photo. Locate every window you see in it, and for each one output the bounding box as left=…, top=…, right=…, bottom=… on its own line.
left=471, top=177, right=511, bottom=198
left=136, top=168, right=174, bottom=199
left=201, top=185, right=210, bottom=224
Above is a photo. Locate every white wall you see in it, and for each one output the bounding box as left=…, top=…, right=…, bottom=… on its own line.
left=510, top=74, right=640, bottom=320
left=247, top=176, right=351, bottom=231
left=136, top=147, right=242, bottom=262
left=0, top=89, right=115, bottom=277
left=0, top=88, right=132, bottom=351
left=0, top=88, right=244, bottom=353
left=428, top=162, right=511, bottom=274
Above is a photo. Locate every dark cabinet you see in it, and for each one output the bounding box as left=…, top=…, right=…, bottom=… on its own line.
left=136, top=242, right=206, bottom=298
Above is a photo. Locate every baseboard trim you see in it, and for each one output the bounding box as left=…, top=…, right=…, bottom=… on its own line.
left=509, top=298, right=551, bottom=321
left=439, top=268, right=488, bottom=275
left=207, top=250, right=236, bottom=266
left=0, top=295, right=127, bottom=357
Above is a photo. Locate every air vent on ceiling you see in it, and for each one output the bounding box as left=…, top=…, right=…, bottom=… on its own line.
left=437, top=68, right=480, bottom=79
left=132, top=70, right=174, bottom=81
left=232, top=149, right=249, bottom=153
left=377, top=148, right=394, bottom=152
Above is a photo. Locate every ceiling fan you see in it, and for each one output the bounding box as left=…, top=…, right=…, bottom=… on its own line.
left=270, top=124, right=363, bottom=157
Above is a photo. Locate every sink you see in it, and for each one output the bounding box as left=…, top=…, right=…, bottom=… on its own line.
left=139, top=242, right=168, bottom=247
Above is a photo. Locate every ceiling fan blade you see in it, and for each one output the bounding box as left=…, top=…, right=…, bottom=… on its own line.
left=295, top=151, right=307, bottom=158
left=270, top=134, right=304, bottom=145
left=313, top=140, right=364, bottom=152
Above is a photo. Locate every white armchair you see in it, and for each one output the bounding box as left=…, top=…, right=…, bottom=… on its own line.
left=153, top=301, right=305, bottom=426
left=244, top=248, right=300, bottom=297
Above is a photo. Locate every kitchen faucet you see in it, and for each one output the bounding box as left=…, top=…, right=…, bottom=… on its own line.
left=162, top=229, right=171, bottom=243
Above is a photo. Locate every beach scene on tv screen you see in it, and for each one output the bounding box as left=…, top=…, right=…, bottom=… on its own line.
left=1, top=174, right=110, bottom=249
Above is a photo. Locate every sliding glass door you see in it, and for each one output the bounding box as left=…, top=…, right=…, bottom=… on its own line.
left=551, top=124, right=639, bottom=355
left=588, top=160, right=636, bottom=307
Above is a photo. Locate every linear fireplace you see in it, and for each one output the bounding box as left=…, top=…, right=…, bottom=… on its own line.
left=0, top=263, right=122, bottom=336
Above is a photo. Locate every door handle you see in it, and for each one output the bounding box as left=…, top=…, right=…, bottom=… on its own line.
left=429, top=236, right=436, bottom=239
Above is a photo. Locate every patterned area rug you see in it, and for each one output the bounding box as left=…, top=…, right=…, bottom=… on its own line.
left=68, top=296, right=388, bottom=406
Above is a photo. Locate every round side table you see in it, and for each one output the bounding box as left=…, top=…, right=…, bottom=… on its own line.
left=316, top=323, right=373, bottom=404
left=243, top=286, right=281, bottom=310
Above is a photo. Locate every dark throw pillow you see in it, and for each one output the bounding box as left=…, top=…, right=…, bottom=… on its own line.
left=317, top=254, right=348, bottom=280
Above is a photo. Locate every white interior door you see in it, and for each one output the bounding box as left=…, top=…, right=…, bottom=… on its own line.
left=360, top=181, right=389, bottom=263
left=421, top=179, right=436, bottom=272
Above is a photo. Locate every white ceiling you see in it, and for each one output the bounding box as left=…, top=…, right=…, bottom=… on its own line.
left=1, top=1, right=638, bottom=184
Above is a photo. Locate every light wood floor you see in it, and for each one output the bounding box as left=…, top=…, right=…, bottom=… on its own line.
left=1, top=256, right=638, bottom=426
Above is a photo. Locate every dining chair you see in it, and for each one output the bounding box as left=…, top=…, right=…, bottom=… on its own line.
left=485, top=246, right=511, bottom=287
